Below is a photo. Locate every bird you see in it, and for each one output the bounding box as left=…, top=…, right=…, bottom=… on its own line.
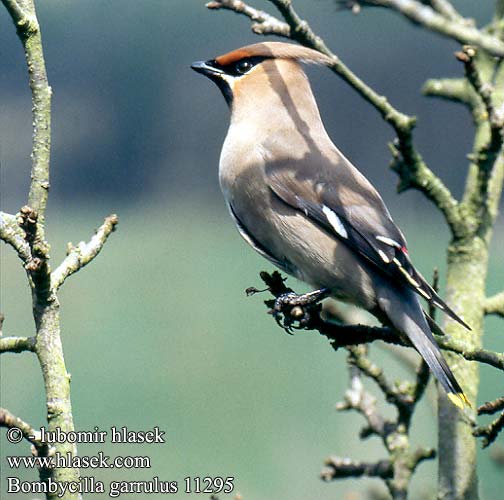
left=191, top=42, right=470, bottom=408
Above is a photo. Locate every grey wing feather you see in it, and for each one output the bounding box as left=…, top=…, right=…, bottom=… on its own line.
left=265, top=156, right=470, bottom=330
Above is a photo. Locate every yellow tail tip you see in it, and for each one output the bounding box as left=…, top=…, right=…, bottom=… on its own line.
left=447, top=392, right=472, bottom=409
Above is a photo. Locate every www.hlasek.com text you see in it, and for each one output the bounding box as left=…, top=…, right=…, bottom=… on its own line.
left=7, top=451, right=150, bottom=469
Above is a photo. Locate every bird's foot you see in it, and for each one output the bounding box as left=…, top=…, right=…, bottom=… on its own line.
left=272, top=288, right=330, bottom=333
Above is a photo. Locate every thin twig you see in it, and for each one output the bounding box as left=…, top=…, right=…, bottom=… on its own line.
left=206, top=0, right=289, bottom=36
left=478, top=396, right=504, bottom=415
left=360, top=0, right=504, bottom=57
left=484, top=291, right=504, bottom=318
left=422, top=78, right=484, bottom=124
left=321, top=456, right=393, bottom=480
left=348, top=346, right=412, bottom=407
left=427, top=0, right=464, bottom=22
left=456, top=46, right=502, bottom=130
left=474, top=411, right=504, bottom=448
left=0, top=407, right=48, bottom=454
left=51, top=214, right=119, bottom=290
left=0, top=336, right=36, bottom=354
left=435, top=336, right=504, bottom=371
left=336, top=365, right=390, bottom=440
left=338, top=0, right=465, bottom=22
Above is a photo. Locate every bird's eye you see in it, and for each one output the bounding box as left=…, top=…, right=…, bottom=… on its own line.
left=235, top=59, right=254, bottom=75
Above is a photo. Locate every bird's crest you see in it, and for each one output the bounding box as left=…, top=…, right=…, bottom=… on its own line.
left=215, top=42, right=334, bottom=67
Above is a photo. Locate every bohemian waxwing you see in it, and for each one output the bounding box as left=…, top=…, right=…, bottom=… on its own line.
left=191, top=42, right=470, bottom=408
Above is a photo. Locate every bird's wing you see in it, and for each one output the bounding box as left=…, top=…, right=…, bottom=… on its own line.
left=265, top=155, right=470, bottom=330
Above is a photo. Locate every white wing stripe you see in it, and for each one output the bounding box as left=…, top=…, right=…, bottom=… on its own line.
left=322, top=206, right=348, bottom=239
left=376, top=235, right=401, bottom=248
left=377, top=249, right=390, bottom=263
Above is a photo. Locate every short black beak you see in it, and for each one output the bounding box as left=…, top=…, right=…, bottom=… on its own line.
left=191, top=60, right=224, bottom=78
left=191, top=59, right=233, bottom=106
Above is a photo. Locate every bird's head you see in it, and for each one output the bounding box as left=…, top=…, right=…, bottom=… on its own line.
left=191, top=42, right=333, bottom=108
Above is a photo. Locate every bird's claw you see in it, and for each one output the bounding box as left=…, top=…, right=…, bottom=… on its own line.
left=272, top=292, right=298, bottom=333
left=272, top=290, right=327, bottom=333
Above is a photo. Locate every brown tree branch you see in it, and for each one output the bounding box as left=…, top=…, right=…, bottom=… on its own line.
left=478, top=396, right=504, bottom=415
left=254, top=269, right=489, bottom=498
left=327, top=344, right=435, bottom=498
left=51, top=214, right=119, bottom=290
left=257, top=272, right=504, bottom=371
left=321, top=456, right=393, bottom=480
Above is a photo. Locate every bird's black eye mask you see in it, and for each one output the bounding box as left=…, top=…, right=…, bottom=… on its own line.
left=201, top=56, right=269, bottom=106
left=207, top=56, right=269, bottom=77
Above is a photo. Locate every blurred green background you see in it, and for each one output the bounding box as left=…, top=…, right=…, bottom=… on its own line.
left=1, top=1, right=503, bottom=498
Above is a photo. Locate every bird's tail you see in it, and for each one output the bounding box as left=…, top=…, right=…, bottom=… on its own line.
left=377, top=283, right=470, bottom=409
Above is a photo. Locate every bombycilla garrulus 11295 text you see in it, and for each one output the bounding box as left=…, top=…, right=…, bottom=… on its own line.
left=191, top=42, right=471, bottom=409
